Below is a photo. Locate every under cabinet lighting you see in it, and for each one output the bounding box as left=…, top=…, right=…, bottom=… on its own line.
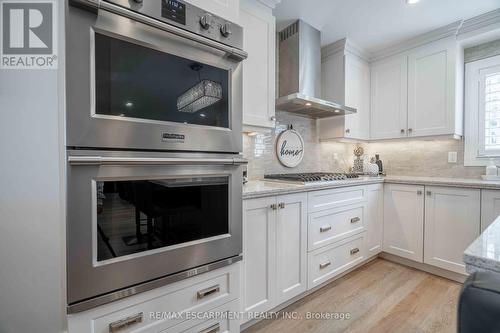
left=305, top=102, right=312, bottom=106
left=406, top=0, right=420, bottom=4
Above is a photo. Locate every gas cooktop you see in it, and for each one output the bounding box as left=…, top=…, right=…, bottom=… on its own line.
left=264, top=172, right=359, bottom=184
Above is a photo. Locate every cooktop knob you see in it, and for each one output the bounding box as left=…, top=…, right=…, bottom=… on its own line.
left=220, top=22, right=232, bottom=37
left=199, top=13, right=212, bottom=30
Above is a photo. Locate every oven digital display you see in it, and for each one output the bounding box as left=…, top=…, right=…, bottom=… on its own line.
left=161, top=0, right=186, bottom=25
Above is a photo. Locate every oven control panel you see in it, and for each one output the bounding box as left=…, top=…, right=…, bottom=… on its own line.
left=103, top=0, right=244, bottom=50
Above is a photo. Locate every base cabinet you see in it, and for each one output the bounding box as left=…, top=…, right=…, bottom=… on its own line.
left=481, top=190, right=500, bottom=232
left=241, top=193, right=307, bottom=323
left=424, top=186, right=480, bottom=274
left=383, top=184, right=424, bottom=262
left=365, top=184, right=384, bottom=256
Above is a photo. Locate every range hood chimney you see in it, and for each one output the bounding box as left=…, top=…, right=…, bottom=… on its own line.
left=276, top=20, right=356, bottom=118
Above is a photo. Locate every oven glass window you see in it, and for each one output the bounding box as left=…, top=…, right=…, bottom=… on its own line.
left=96, top=177, right=229, bottom=262
left=94, top=33, right=230, bottom=128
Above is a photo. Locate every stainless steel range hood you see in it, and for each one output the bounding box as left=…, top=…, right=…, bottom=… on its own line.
left=276, top=20, right=356, bottom=118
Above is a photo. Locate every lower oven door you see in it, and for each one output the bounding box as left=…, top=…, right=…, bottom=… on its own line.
left=66, top=151, right=244, bottom=310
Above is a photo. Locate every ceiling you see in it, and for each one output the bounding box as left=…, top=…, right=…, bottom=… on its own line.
left=274, top=0, right=500, bottom=52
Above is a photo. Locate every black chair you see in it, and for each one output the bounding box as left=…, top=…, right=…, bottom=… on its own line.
left=458, top=270, right=500, bottom=333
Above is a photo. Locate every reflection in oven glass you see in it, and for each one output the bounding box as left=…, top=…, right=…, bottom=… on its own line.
left=96, top=178, right=229, bottom=261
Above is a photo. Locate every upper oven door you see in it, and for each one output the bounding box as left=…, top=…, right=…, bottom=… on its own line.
left=66, top=5, right=243, bottom=153
left=66, top=151, right=244, bottom=306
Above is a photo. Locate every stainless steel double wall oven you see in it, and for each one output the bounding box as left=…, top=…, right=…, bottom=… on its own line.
left=66, top=0, right=246, bottom=313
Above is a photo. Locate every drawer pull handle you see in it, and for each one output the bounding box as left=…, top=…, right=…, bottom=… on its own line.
left=197, top=285, right=220, bottom=299
left=108, top=312, right=143, bottom=332
left=319, top=261, right=331, bottom=269
left=278, top=202, right=285, bottom=209
left=320, top=226, right=332, bottom=233
left=199, top=323, right=221, bottom=333
left=350, top=248, right=360, bottom=255
left=270, top=203, right=277, bottom=210
left=350, top=217, right=360, bottom=224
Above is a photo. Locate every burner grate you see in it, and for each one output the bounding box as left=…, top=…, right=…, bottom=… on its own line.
left=264, top=172, right=359, bottom=183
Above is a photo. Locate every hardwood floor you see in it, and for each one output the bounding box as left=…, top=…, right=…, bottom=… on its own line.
left=243, top=259, right=461, bottom=333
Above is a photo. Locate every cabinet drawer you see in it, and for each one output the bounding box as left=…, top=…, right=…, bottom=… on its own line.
left=308, top=234, right=365, bottom=289
left=308, top=204, right=365, bottom=251
left=68, top=264, right=240, bottom=333
left=160, top=299, right=239, bottom=333
left=308, top=186, right=366, bottom=213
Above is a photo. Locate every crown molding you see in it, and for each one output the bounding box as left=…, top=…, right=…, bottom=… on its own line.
left=370, top=20, right=462, bottom=62
left=458, top=8, right=500, bottom=38
left=257, top=0, right=281, bottom=9
left=322, top=38, right=371, bottom=62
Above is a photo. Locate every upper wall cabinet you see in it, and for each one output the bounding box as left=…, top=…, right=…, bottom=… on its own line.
left=370, top=55, right=408, bottom=140
left=240, top=0, right=277, bottom=130
left=185, top=0, right=240, bottom=22
left=370, top=37, right=464, bottom=140
left=319, top=40, right=371, bottom=140
left=407, top=39, right=463, bottom=138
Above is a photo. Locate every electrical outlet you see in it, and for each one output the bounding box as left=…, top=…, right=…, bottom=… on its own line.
left=448, top=151, right=458, bottom=163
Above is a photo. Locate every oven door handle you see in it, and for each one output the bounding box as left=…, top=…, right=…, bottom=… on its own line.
left=74, top=0, right=248, bottom=61
left=68, top=156, right=248, bottom=166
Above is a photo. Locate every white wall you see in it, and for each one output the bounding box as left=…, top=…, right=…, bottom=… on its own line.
left=0, top=1, right=66, bottom=332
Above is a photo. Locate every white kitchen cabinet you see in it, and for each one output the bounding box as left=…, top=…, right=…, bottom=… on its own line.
left=241, top=196, right=276, bottom=315
left=424, top=186, right=480, bottom=274
left=370, top=55, right=408, bottom=140
left=275, top=193, right=308, bottom=304
left=480, top=190, right=500, bottom=232
left=365, top=184, right=384, bottom=257
left=319, top=41, right=371, bottom=140
left=185, top=0, right=239, bottom=22
left=240, top=0, right=276, bottom=130
left=242, top=192, right=307, bottom=322
left=407, top=39, right=463, bottom=138
left=383, top=184, right=424, bottom=262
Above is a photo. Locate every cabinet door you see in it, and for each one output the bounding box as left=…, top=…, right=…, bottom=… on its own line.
left=240, top=0, right=276, bottom=129
left=275, top=193, right=307, bottom=304
left=424, top=186, right=480, bottom=274
left=344, top=55, right=371, bottom=140
left=366, top=184, right=383, bottom=256
left=408, top=40, right=456, bottom=137
left=480, top=190, right=500, bottom=232
left=370, top=55, right=408, bottom=139
left=383, top=184, right=424, bottom=262
left=242, top=197, right=276, bottom=318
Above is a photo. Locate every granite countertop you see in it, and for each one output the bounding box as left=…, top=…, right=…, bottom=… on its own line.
left=384, top=175, right=500, bottom=189
left=464, top=216, right=500, bottom=274
left=243, top=177, right=384, bottom=199
left=243, top=175, right=500, bottom=199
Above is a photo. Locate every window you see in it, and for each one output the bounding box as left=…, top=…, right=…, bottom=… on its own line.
left=464, top=55, right=500, bottom=166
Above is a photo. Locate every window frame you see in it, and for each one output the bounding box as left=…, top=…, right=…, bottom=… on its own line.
left=464, top=54, right=500, bottom=166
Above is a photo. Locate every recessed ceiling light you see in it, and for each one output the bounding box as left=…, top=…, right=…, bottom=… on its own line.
left=406, top=0, right=420, bottom=4
left=125, top=101, right=133, bottom=107
left=334, top=110, right=340, bottom=113
left=305, top=102, right=312, bottom=106
left=199, top=113, right=206, bottom=118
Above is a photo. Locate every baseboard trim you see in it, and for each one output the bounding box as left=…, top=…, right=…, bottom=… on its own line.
left=379, top=252, right=467, bottom=283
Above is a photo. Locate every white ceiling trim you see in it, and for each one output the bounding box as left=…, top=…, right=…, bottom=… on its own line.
left=257, top=0, right=281, bottom=9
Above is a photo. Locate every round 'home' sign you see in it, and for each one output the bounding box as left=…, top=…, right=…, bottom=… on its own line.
left=276, top=129, right=304, bottom=168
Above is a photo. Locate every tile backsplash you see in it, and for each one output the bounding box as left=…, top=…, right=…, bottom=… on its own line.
left=243, top=111, right=484, bottom=180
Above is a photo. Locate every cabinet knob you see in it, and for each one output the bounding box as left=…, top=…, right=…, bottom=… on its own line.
left=426, top=191, right=432, bottom=196
left=417, top=190, right=423, bottom=195
left=270, top=115, right=276, bottom=121
left=345, top=129, right=351, bottom=134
